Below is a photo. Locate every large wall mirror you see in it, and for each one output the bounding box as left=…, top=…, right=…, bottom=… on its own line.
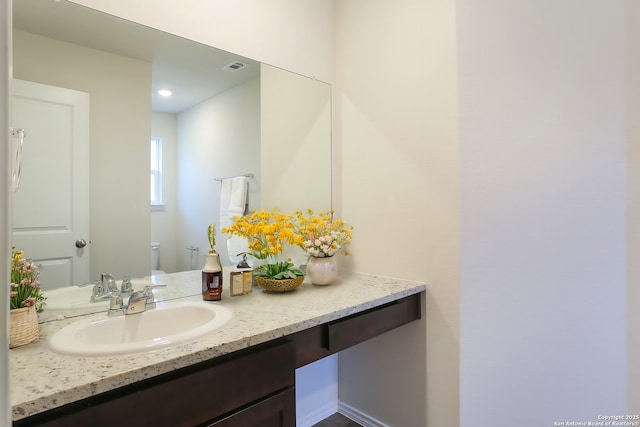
left=11, top=0, right=331, bottom=322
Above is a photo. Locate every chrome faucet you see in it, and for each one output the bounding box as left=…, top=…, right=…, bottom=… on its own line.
left=102, top=273, right=118, bottom=293
left=90, top=281, right=107, bottom=303
left=90, top=273, right=120, bottom=303
left=120, top=277, right=134, bottom=294
left=107, top=284, right=167, bottom=317
left=124, top=291, right=147, bottom=314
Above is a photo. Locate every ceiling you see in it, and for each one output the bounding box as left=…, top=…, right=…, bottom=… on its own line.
left=12, top=0, right=260, bottom=113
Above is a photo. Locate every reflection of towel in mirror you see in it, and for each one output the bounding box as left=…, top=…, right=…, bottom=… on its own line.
left=219, top=176, right=249, bottom=265
left=228, top=176, right=248, bottom=218
left=220, top=176, right=248, bottom=228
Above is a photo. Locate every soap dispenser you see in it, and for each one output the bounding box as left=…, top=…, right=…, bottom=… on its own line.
left=202, top=224, right=223, bottom=301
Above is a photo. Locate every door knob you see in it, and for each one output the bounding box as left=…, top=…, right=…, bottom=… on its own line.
left=75, top=239, right=87, bottom=248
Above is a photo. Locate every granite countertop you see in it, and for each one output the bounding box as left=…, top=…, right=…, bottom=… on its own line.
left=10, top=270, right=425, bottom=421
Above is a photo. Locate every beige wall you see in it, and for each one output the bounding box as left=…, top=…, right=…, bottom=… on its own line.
left=458, top=0, right=628, bottom=423
left=260, top=63, right=332, bottom=214
left=70, top=0, right=334, bottom=84
left=335, top=0, right=459, bottom=425
left=13, top=30, right=151, bottom=281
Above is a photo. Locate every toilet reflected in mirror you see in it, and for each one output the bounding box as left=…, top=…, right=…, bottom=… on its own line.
left=151, top=242, right=165, bottom=275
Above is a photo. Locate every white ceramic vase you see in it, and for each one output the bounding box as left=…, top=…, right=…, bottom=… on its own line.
left=306, top=256, right=338, bottom=286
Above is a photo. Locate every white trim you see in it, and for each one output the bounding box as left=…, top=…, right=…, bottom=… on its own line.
left=296, top=402, right=338, bottom=427
left=338, top=402, right=389, bottom=427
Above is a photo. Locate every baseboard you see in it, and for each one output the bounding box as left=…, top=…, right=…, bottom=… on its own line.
left=297, top=401, right=339, bottom=427
left=338, top=402, right=389, bottom=427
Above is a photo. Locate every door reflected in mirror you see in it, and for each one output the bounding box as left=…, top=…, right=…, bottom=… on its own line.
left=12, top=0, right=331, bottom=322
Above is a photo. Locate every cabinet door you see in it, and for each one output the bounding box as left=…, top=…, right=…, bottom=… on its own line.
left=15, top=341, right=295, bottom=427
left=207, top=389, right=295, bottom=427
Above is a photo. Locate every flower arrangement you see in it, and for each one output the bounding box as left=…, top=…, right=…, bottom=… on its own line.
left=10, top=248, right=46, bottom=311
left=294, top=209, right=353, bottom=258
left=222, top=209, right=303, bottom=280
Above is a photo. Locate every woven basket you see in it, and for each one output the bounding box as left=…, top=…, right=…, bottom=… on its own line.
left=255, top=275, right=304, bottom=292
left=9, top=306, right=39, bottom=348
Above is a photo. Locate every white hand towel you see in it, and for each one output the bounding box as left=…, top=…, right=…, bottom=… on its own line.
left=219, top=178, right=233, bottom=222
left=227, top=176, right=248, bottom=218
left=219, top=176, right=249, bottom=264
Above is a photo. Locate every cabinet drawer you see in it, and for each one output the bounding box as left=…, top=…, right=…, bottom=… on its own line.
left=292, top=293, right=422, bottom=367
left=18, top=340, right=295, bottom=427
left=325, top=293, right=421, bottom=352
left=207, top=388, right=295, bottom=427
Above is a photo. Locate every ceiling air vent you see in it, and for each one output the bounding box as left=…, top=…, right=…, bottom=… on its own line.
left=222, top=61, right=249, bottom=72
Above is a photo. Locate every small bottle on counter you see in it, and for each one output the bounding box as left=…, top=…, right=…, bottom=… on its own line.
left=242, top=270, right=253, bottom=294
left=237, top=253, right=253, bottom=294
left=202, top=224, right=223, bottom=301
left=230, top=271, right=244, bottom=296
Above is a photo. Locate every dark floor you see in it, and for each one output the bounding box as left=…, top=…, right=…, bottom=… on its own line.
left=311, top=413, right=363, bottom=427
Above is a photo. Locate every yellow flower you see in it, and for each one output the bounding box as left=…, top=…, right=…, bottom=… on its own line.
left=222, top=209, right=305, bottom=280
left=222, top=208, right=297, bottom=261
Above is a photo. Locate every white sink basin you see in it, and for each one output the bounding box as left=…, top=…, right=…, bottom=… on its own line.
left=48, top=301, right=232, bottom=356
left=45, top=279, right=160, bottom=311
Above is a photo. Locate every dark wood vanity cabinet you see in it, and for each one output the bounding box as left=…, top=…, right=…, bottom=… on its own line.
left=207, top=389, right=296, bottom=427
left=15, top=340, right=296, bottom=427
left=14, top=293, right=422, bottom=427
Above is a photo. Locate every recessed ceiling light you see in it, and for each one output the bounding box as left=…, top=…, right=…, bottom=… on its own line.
left=157, top=89, right=172, bottom=97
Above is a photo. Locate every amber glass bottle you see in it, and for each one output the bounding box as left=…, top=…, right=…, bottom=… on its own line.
left=202, top=250, right=223, bottom=301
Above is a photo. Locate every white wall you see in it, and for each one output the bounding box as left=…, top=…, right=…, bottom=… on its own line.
left=335, top=0, right=459, bottom=425
left=296, top=355, right=339, bottom=426
left=458, top=1, right=628, bottom=425
left=13, top=30, right=151, bottom=281
left=177, top=78, right=261, bottom=269
left=151, top=111, right=178, bottom=274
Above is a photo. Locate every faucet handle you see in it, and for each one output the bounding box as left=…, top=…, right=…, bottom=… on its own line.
left=91, top=280, right=114, bottom=302
left=142, top=283, right=166, bottom=310
left=124, top=291, right=148, bottom=315
left=142, top=283, right=167, bottom=293
left=108, top=291, right=125, bottom=316
left=142, top=283, right=167, bottom=299
left=120, top=277, right=133, bottom=294
left=101, top=273, right=118, bottom=293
